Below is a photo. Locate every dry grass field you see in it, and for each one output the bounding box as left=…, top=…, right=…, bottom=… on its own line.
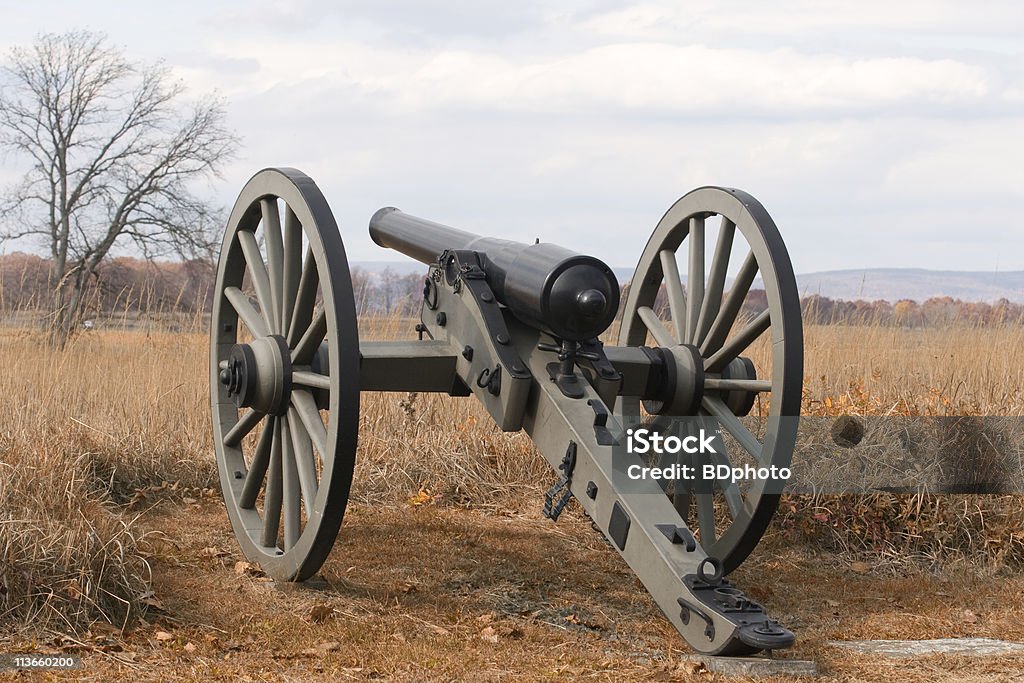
left=2, top=316, right=1024, bottom=680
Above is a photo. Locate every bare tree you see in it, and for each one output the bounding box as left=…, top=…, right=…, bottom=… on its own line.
left=0, top=31, right=238, bottom=345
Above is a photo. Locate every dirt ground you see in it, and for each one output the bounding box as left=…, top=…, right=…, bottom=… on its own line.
left=3, top=498, right=1024, bottom=682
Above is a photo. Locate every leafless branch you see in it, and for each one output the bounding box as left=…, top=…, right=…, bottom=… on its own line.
left=0, top=31, right=239, bottom=346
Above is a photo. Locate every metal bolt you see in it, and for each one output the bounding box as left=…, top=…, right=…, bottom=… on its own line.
left=495, top=333, right=509, bottom=345
left=436, top=312, right=447, bottom=326
left=480, top=291, right=493, bottom=302
left=462, top=345, right=474, bottom=361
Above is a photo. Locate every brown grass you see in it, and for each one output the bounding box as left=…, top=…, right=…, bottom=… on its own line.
left=1, top=317, right=1024, bottom=634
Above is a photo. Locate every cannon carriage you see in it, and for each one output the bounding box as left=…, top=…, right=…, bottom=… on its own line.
left=210, top=167, right=803, bottom=655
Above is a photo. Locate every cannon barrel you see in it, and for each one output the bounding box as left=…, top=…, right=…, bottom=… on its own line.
left=369, top=207, right=620, bottom=341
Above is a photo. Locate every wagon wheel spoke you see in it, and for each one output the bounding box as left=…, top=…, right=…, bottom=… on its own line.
left=292, top=370, right=332, bottom=391
left=696, top=489, right=716, bottom=544
left=637, top=306, right=676, bottom=348
left=281, top=207, right=303, bottom=334
left=287, top=408, right=318, bottom=518
left=292, top=389, right=329, bottom=456
left=694, top=217, right=735, bottom=344
left=704, top=309, right=771, bottom=373
left=292, top=309, right=327, bottom=365
left=261, top=199, right=285, bottom=334
left=658, top=250, right=686, bottom=343
left=237, top=229, right=275, bottom=331
left=239, top=415, right=274, bottom=509
left=223, top=408, right=264, bottom=447
left=699, top=250, right=758, bottom=355
left=261, top=418, right=283, bottom=548
left=287, top=247, right=319, bottom=348
left=703, top=378, right=772, bottom=392
left=685, top=216, right=704, bottom=344
left=225, top=287, right=270, bottom=339
left=281, top=416, right=301, bottom=550
left=686, top=418, right=743, bottom=540
left=702, top=395, right=763, bottom=463
left=703, top=422, right=744, bottom=519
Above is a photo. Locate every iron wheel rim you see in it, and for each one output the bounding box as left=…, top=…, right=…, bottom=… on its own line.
left=210, top=167, right=359, bottom=581
left=617, top=186, right=803, bottom=574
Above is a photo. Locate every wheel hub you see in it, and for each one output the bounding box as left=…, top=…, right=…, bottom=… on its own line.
left=720, top=357, right=757, bottom=417
left=219, top=335, right=292, bottom=415
left=643, top=344, right=704, bottom=415
left=643, top=347, right=758, bottom=418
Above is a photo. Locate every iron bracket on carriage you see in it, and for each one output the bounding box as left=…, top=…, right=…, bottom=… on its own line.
left=209, top=167, right=804, bottom=656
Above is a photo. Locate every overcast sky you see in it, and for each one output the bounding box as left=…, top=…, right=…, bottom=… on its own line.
left=0, top=0, right=1021, bottom=275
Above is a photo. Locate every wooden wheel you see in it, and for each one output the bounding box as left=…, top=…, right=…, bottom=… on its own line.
left=210, top=167, right=359, bottom=581
left=617, top=187, right=803, bottom=574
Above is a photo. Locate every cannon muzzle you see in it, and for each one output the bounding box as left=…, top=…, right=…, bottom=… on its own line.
left=369, top=207, right=620, bottom=340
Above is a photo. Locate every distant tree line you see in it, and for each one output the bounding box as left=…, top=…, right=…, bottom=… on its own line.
left=0, top=253, right=429, bottom=321
left=0, top=252, right=215, bottom=320
left=3, top=252, right=1024, bottom=327
left=799, top=294, right=1024, bottom=327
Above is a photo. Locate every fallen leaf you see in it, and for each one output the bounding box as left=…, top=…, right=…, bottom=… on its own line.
left=308, top=604, right=334, bottom=624
left=64, top=579, right=83, bottom=600
left=90, top=622, right=120, bottom=637
left=183, top=642, right=197, bottom=653
left=480, top=626, right=499, bottom=643
left=317, top=641, right=340, bottom=653
left=678, top=660, right=707, bottom=675
left=234, top=560, right=260, bottom=576
left=200, top=547, right=227, bottom=558
left=496, top=625, right=524, bottom=639
left=406, top=485, right=441, bottom=507
left=392, top=632, right=406, bottom=643
left=850, top=561, right=871, bottom=574
left=963, top=609, right=979, bottom=624
left=826, top=599, right=839, bottom=608
left=138, top=590, right=165, bottom=611
left=155, top=631, right=174, bottom=642
left=182, top=496, right=198, bottom=505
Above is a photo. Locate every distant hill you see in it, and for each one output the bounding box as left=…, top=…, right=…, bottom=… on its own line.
left=790, top=269, right=1024, bottom=303
left=355, top=262, right=1024, bottom=304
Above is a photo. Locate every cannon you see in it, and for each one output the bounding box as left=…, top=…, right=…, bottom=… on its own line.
left=210, top=167, right=803, bottom=656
